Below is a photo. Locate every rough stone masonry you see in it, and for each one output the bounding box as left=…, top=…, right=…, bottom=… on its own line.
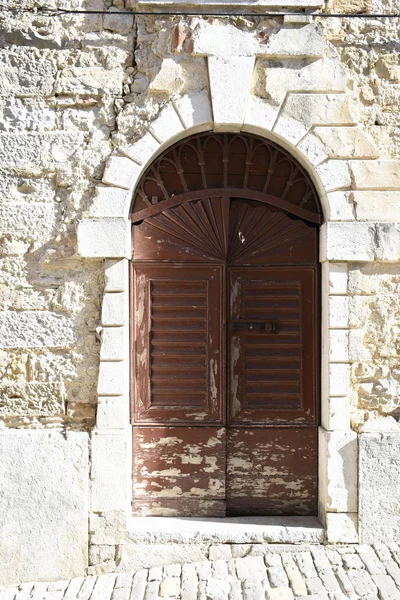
left=0, top=0, right=399, bottom=586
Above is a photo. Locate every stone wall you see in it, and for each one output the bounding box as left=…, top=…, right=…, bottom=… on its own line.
left=1, top=0, right=400, bottom=585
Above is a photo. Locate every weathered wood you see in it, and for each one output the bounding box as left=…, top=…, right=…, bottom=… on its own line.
left=226, top=428, right=318, bottom=516
left=132, top=427, right=226, bottom=516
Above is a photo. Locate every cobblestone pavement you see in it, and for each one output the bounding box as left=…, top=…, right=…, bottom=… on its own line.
left=1, top=544, right=400, bottom=600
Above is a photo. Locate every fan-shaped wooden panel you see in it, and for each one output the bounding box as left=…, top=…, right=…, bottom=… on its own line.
left=132, top=197, right=317, bottom=265
left=130, top=132, right=323, bottom=225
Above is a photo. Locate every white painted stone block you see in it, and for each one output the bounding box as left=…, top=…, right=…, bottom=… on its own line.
left=0, top=431, right=88, bottom=584
left=100, top=326, right=127, bottom=361
left=263, top=24, right=324, bottom=58
left=324, top=263, right=348, bottom=295
left=105, top=259, right=129, bottom=292
left=350, top=160, right=400, bottom=190
left=102, top=292, right=128, bottom=326
left=265, top=58, right=347, bottom=104
left=77, top=218, right=131, bottom=259
left=329, top=363, right=350, bottom=397
left=244, top=95, right=279, bottom=135
left=353, top=191, right=400, bottom=221
left=90, top=186, right=129, bottom=218
left=319, top=427, right=358, bottom=513
left=102, top=156, right=142, bottom=190
left=148, top=104, right=185, bottom=144
left=96, top=396, right=129, bottom=429
left=316, top=160, right=351, bottom=192
left=359, top=433, right=400, bottom=543
left=97, top=360, right=127, bottom=396
left=325, top=222, right=375, bottom=261
left=326, top=191, right=354, bottom=221
left=313, top=126, right=378, bottom=159
left=326, top=513, right=358, bottom=543
left=296, top=133, right=328, bottom=166
left=91, top=430, right=130, bottom=511
left=321, top=396, right=350, bottom=431
left=0, top=311, right=74, bottom=349
left=173, top=90, right=213, bottom=131
left=208, top=55, right=254, bottom=131
left=123, top=131, right=160, bottom=166
left=329, top=296, right=349, bottom=328
left=274, top=114, right=307, bottom=146
left=329, top=330, right=349, bottom=362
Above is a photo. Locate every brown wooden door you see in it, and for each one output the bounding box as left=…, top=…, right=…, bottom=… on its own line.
left=131, top=197, right=319, bottom=517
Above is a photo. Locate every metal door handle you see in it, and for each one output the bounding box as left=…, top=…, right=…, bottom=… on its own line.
left=228, top=320, right=278, bottom=332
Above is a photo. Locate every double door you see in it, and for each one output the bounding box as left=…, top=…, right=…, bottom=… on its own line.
left=131, top=197, right=319, bottom=517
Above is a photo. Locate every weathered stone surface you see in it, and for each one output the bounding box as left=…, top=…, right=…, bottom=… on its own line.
left=56, top=67, right=123, bottom=96
left=359, top=433, right=400, bottom=543
left=0, top=52, right=57, bottom=97
left=115, top=544, right=209, bottom=572
left=0, top=381, right=64, bottom=416
left=326, top=513, right=358, bottom=544
left=77, top=219, right=131, bottom=259
left=319, top=428, right=358, bottom=513
left=0, top=311, right=75, bottom=348
left=0, top=431, right=88, bottom=584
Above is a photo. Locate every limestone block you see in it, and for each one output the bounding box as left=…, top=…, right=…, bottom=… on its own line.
left=104, top=8, right=134, bottom=34
left=274, top=114, right=308, bottom=146
left=265, top=58, right=347, bottom=104
left=0, top=132, right=84, bottom=169
left=102, top=292, right=128, bottom=326
left=123, top=132, right=160, bottom=166
left=263, top=24, right=324, bottom=58
left=296, top=132, right=328, bottom=166
left=348, top=263, right=400, bottom=295
left=348, top=330, right=372, bottom=362
left=326, top=191, right=354, bottom=221
left=277, top=94, right=355, bottom=133
left=137, top=0, right=324, bottom=6
left=319, top=428, right=358, bottom=513
left=90, top=187, right=130, bottom=219
left=0, top=431, right=88, bottom=584
left=325, top=514, right=358, bottom=544
left=105, top=259, right=129, bottom=292
left=173, top=90, right=213, bottom=131
left=208, top=56, right=255, bottom=131
left=313, top=127, right=378, bottom=159
left=91, top=430, right=130, bottom=512
left=375, top=54, right=400, bottom=81
left=0, top=53, right=56, bottom=97
left=90, top=510, right=129, bottom=545
left=191, top=22, right=260, bottom=57
left=329, top=330, right=349, bottom=362
left=374, top=224, right=400, bottom=261
left=149, top=58, right=185, bottom=95
left=96, top=396, right=129, bottom=429
left=148, top=104, right=185, bottom=144
left=100, top=326, right=128, bottom=361
left=0, top=311, right=74, bottom=349
left=244, top=95, right=279, bottom=136
left=316, top=161, right=351, bottom=192
left=77, top=219, right=131, bottom=259
left=97, top=360, right=127, bottom=396
left=329, top=296, right=349, bottom=328
left=324, top=222, right=375, bottom=261
left=0, top=382, right=64, bottom=417
left=102, top=156, right=142, bottom=190
left=56, top=67, right=123, bottom=95
left=350, top=161, right=400, bottom=190
left=353, top=191, right=400, bottom=221
left=321, top=396, right=350, bottom=431
left=115, top=544, right=209, bottom=572
left=359, top=433, right=400, bottom=543
left=0, top=202, right=56, bottom=244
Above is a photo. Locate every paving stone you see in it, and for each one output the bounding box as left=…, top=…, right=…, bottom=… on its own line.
left=296, top=552, right=318, bottom=579
left=265, top=586, right=294, bottom=600
left=265, top=553, right=283, bottom=567
left=209, top=545, right=233, bottom=561
left=196, top=561, right=212, bottom=581
left=14, top=583, right=35, bottom=600
left=331, top=566, right=357, bottom=598
left=181, top=564, right=198, bottom=600
left=384, top=561, right=400, bottom=586
left=267, top=564, right=289, bottom=588
left=359, top=550, right=387, bottom=575
left=319, top=569, right=341, bottom=592
left=306, top=577, right=326, bottom=594
left=243, top=577, right=266, bottom=600
left=284, top=563, right=307, bottom=596
left=311, top=548, right=332, bottom=571
left=111, top=586, right=132, bottom=600
left=324, top=549, right=342, bottom=567
left=130, top=570, right=148, bottom=600
left=144, top=580, right=160, bottom=600
left=235, top=556, right=266, bottom=580
left=205, top=577, right=230, bottom=599
left=374, top=544, right=393, bottom=562
left=163, top=564, right=181, bottom=578
left=212, top=560, right=229, bottom=579
left=159, top=577, right=180, bottom=597
left=148, top=567, right=163, bottom=581
left=114, top=571, right=134, bottom=589
left=342, top=553, right=365, bottom=570
left=347, top=568, right=378, bottom=597
left=76, top=576, right=97, bottom=600
left=372, top=574, right=400, bottom=600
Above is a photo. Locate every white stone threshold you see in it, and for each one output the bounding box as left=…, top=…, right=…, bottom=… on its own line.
left=127, top=516, right=324, bottom=545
